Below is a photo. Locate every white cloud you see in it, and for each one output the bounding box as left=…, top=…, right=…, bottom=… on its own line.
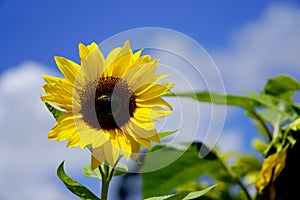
left=0, top=62, right=91, bottom=200
left=215, top=4, right=300, bottom=94
left=212, top=4, right=300, bottom=152
left=215, top=129, right=244, bottom=153
left=151, top=4, right=300, bottom=154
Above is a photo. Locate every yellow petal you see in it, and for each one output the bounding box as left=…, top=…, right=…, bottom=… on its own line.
left=136, top=82, right=175, bottom=101
left=91, top=147, right=105, bottom=169
left=118, top=40, right=131, bottom=55
left=81, top=44, right=105, bottom=81
left=133, top=107, right=171, bottom=124
left=136, top=97, right=173, bottom=111
left=122, top=60, right=158, bottom=91
left=148, top=133, right=160, bottom=143
left=42, top=83, right=72, bottom=97
left=134, top=108, right=152, bottom=123
left=48, top=113, right=84, bottom=148
left=56, top=112, right=81, bottom=123
left=134, top=74, right=170, bottom=96
left=127, top=120, right=158, bottom=139
left=255, top=149, right=287, bottom=194
left=103, top=132, right=120, bottom=166
left=123, top=124, right=152, bottom=150
left=54, top=56, right=80, bottom=83
left=79, top=42, right=98, bottom=63
left=50, top=116, right=74, bottom=140
left=150, top=106, right=173, bottom=119
left=125, top=135, right=140, bottom=160
left=115, top=129, right=132, bottom=160
left=130, top=117, right=155, bottom=131
left=103, top=51, right=133, bottom=78
left=67, top=132, right=84, bottom=148
left=42, top=85, right=70, bottom=96
left=41, top=95, right=72, bottom=111
left=132, top=52, right=151, bottom=68
left=42, top=74, right=70, bottom=85
left=103, top=41, right=135, bottom=78
left=105, top=47, right=122, bottom=66
left=131, top=49, right=143, bottom=62
left=76, top=123, right=109, bottom=147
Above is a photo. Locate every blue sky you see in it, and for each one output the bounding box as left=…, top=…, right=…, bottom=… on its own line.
left=1, top=1, right=300, bottom=199
left=2, top=0, right=298, bottom=71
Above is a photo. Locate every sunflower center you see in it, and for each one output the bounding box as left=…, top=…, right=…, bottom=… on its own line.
left=80, top=77, right=136, bottom=130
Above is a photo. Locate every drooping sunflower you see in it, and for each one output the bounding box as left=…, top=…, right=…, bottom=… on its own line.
left=41, top=41, right=174, bottom=168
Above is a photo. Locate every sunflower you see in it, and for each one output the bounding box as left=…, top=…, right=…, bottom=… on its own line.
left=41, top=41, right=174, bottom=168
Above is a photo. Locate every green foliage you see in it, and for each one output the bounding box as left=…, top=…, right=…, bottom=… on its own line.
left=255, top=109, right=289, bottom=126
left=164, top=91, right=260, bottom=110
left=230, top=155, right=261, bottom=178
left=263, top=75, right=300, bottom=101
left=144, top=184, right=216, bottom=200
left=153, top=74, right=300, bottom=199
left=288, top=117, right=300, bottom=131
left=45, top=102, right=65, bottom=120
left=57, top=161, right=100, bottom=200
left=142, top=143, right=231, bottom=198
left=243, top=90, right=299, bottom=120
left=252, top=138, right=268, bottom=155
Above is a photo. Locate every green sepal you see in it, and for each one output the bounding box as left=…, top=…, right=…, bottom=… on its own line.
left=83, top=162, right=128, bottom=179
left=57, top=161, right=100, bottom=200
left=82, top=163, right=102, bottom=179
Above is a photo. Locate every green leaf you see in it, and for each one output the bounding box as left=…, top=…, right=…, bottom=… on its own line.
left=45, top=102, right=65, bottom=120
left=164, top=91, right=261, bottom=110
left=82, top=163, right=102, bottom=179
left=244, top=90, right=299, bottom=120
left=256, top=109, right=289, bottom=126
left=230, top=155, right=261, bottom=178
left=142, top=143, right=231, bottom=198
left=158, top=129, right=179, bottom=138
left=263, top=75, right=300, bottom=101
left=144, top=184, right=216, bottom=200
left=57, top=161, right=100, bottom=200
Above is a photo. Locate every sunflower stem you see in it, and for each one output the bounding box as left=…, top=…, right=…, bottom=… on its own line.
left=99, top=157, right=122, bottom=200
left=99, top=164, right=110, bottom=200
